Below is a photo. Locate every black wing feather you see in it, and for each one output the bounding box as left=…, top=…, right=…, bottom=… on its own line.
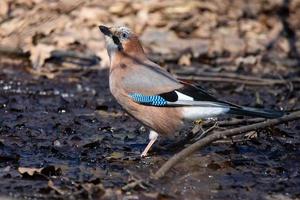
left=159, top=82, right=241, bottom=108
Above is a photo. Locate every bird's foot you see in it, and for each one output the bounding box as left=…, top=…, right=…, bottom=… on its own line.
left=140, top=151, right=148, bottom=158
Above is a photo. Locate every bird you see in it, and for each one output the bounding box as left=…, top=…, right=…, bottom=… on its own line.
left=99, top=25, right=284, bottom=157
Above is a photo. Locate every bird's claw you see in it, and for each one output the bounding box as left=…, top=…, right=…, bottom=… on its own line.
left=140, top=152, right=148, bottom=158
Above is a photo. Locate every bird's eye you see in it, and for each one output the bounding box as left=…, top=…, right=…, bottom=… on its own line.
left=122, top=33, right=128, bottom=39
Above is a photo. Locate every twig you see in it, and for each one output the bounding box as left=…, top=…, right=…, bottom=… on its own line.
left=122, top=180, right=145, bottom=191
left=176, top=70, right=274, bottom=82
left=212, top=138, right=252, bottom=144
left=203, top=117, right=266, bottom=127
left=50, top=50, right=100, bottom=66
left=176, top=69, right=300, bottom=84
left=0, top=45, right=99, bottom=66
left=175, top=69, right=300, bottom=85
left=0, top=45, right=29, bottom=58
left=177, top=75, right=300, bottom=86
left=153, top=111, right=300, bottom=179
left=48, top=180, right=65, bottom=195
left=192, top=122, right=218, bottom=141
left=122, top=170, right=151, bottom=191
left=168, top=118, right=265, bottom=149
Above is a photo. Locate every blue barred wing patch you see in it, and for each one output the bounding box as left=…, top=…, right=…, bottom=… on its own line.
left=129, top=93, right=167, bottom=106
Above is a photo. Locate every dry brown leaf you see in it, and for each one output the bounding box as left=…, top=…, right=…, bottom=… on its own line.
left=141, top=28, right=209, bottom=59
left=86, top=39, right=109, bottom=68
left=146, top=12, right=168, bottom=27
left=53, top=34, right=76, bottom=48
left=18, top=166, right=61, bottom=177
left=76, top=6, right=109, bottom=26
left=244, top=131, right=258, bottom=139
left=235, top=56, right=257, bottom=66
left=18, top=167, right=42, bottom=176
left=109, top=2, right=133, bottom=16
left=223, top=36, right=246, bottom=54
left=0, top=0, right=9, bottom=19
left=28, top=43, right=55, bottom=69
left=178, top=53, right=192, bottom=66
left=135, top=9, right=149, bottom=34
left=107, top=152, right=124, bottom=160
left=164, top=1, right=200, bottom=15
left=278, top=38, right=290, bottom=53
left=0, top=18, right=25, bottom=37
left=13, top=0, right=36, bottom=7
left=48, top=180, right=65, bottom=195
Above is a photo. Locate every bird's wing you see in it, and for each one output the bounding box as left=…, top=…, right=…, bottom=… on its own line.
left=121, top=58, right=239, bottom=108
left=129, top=84, right=235, bottom=108
left=121, top=59, right=183, bottom=95
left=123, top=62, right=283, bottom=119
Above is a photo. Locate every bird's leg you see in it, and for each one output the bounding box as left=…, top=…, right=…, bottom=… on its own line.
left=141, top=130, right=158, bottom=157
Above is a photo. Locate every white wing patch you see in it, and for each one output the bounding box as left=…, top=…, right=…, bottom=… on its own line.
left=175, top=91, right=194, bottom=101
left=175, top=90, right=229, bottom=120
left=182, top=106, right=230, bottom=121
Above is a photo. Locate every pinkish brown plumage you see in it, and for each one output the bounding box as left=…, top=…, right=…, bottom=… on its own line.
left=99, top=25, right=284, bottom=157
left=109, top=51, right=184, bottom=135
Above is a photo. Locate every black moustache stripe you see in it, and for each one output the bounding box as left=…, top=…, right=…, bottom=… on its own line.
left=112, top=35, right=121, bottom=45
left=112, top=35, right=123, bottom=51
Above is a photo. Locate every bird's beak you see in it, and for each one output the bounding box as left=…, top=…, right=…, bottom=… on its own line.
left=99, top=25, right=112, bottom=36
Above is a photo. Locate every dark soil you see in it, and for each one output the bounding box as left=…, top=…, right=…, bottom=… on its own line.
left=0, top=60, right=300, bottom=200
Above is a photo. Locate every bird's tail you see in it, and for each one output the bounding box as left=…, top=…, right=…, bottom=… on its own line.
left=228, top=106, right=284, bottom=119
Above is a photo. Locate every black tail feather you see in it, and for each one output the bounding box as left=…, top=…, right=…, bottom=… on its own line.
left=228, top=106, right=284, bottom=119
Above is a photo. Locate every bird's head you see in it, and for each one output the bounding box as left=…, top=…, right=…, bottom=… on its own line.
left=99, top=25, right=145, bottom=61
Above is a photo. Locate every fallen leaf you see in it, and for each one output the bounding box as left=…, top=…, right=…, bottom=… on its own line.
left=18, top=167, right=42, bottom=176
left=109, top=2, right=132, bottom=16
left=0, top=0, right=9, bottom=19
left=18, top=166, right=61, bottom=177
left=178, top=53, right=192, bottom=66
left=235, top=56, right=257, bottom=66
left=48, top=180, right=65, bottom=195
left=141, top=28, right=209, bottom=60
left=244, top=131, right=258, bottom=139
left=28, top=43, right=55, bottom=69
left=107, top=152, right=124, bottom=160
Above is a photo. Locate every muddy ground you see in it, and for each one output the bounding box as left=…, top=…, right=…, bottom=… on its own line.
left=0, top=0, right=300, bottom=199
left=0, top=57, right=299, bottom=199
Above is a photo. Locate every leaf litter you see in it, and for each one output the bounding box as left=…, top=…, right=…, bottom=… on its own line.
left=0, top=0, right=300, bottom=199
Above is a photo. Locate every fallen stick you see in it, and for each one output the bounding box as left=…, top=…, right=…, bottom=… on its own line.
left=203, top=117, right=266, bottom=127
left=0, top=45, right=99, bottom=66
left=177, top=75, right=300, bottom=86
left=153, top=111, right=300, bottom=179
left=0, top=45, right=29, bottom=58
left=175, top=68, right=300, bottom=85
left=50, top=50, right=100, bottom=66
left=176, top=70, right=275, bottom=82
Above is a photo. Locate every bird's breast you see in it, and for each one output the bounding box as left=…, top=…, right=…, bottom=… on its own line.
left=109, top=75, right=184, bottom=135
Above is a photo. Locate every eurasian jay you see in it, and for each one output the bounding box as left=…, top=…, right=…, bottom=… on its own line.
left=99, top=25, right=283, bottom=157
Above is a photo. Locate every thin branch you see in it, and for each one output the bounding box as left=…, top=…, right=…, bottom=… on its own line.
left=0, top=45, right=99, bottom=66
left=174, top=69, right=300, bottom=85
left=177, top=75, right=300, bottom=86
left=203, top=117, right=266, bottom=127
left=0, top=45, right=29, bottom=58
left=192, top=122, right=218, bottom=141
left=176, top=70, right=275, bottom=82
left=153, top=111, right=300, bottom=179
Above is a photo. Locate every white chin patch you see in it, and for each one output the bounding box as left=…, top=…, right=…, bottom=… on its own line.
left=105, top=37, right=118, bottom=58
left=182, top=106, right=229, bottom=121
